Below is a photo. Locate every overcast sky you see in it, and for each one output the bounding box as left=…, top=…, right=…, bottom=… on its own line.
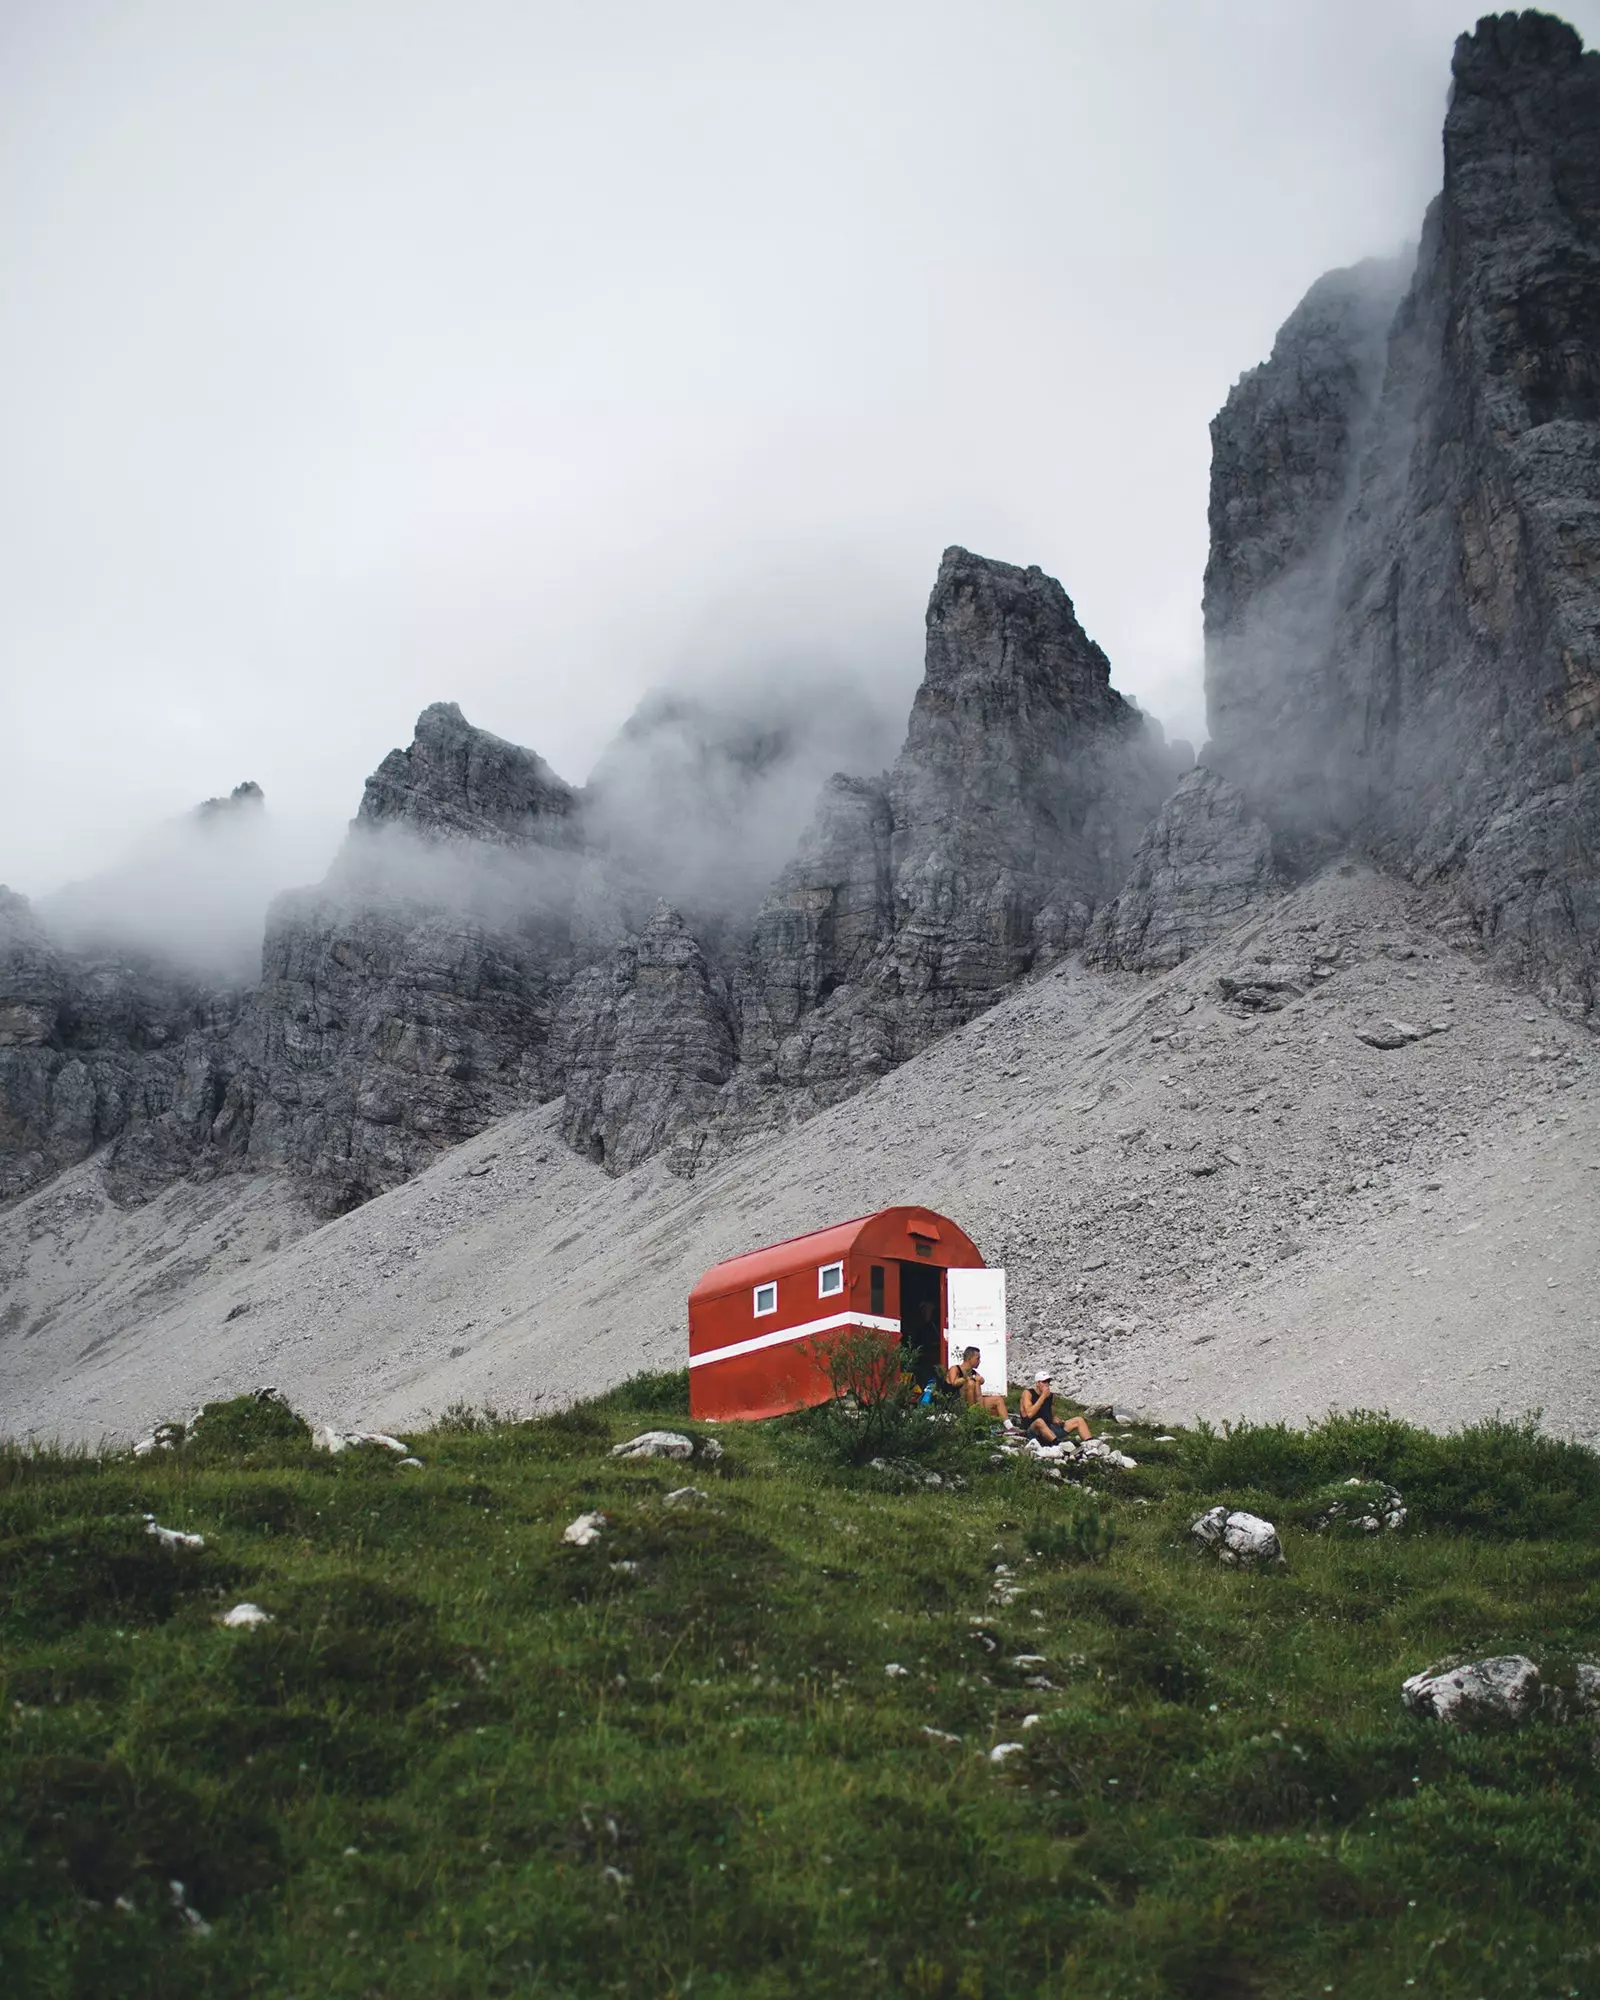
left=5, top=0, right=1596, bottom=898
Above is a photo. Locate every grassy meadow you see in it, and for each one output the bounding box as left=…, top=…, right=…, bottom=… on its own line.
left=4, top=1377, right=1600, bottom=1999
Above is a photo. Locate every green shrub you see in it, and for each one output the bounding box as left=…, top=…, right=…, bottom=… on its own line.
left=430, top=1400, right=508, bottom=1433
left=1291, top=1476, right=1405, bottom=1536
left=589, top=1368, right=691, bottom=1416
left=184, top=1390, right=312, bottom=1463
left=1182, top=1410, right=1600, bottom=1539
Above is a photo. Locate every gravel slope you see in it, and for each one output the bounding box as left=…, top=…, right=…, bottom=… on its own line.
left=4, top=866, right=1596, bottom=1445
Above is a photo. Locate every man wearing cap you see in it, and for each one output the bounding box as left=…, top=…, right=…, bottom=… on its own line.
left=1019, top=1372, right=1091, bottom=1446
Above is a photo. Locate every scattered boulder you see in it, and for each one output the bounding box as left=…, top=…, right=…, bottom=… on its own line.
left=311, top=1426, right=410, bottom=1456
left=1081, top=1437, right=1138, bottom=1470
left=218, top=1602, right=273, bottom=1628
left=1309, top=1478, right=1406, bottom=1535
left=143, top=1516, right=205, bottom=1551
left=1402, top=1655, right=1600, bottom=1728
left=1354, top=1018, right=1452, bottom=1050
left=988, top=1742, right=1026, bottom=1765
left=168, top=1879, right=212, bottom=1937
left=562, top=1511, right=608, bottom=1548
left=884, top=1662, right=910, bottom=1678
left=609, top=1430, right=695, bottom=1462
left=609, top=1430, right=723, bottom=1464
left=1022, top=1435, right=1138, bottom=1470
left=663, top=1486, right=708, bottom=1506
left=1402, top=1655, right=1541, bottom=1725
left=1217, top=964, right=1305, bottom=1010
left=132, top=1422, right=186, bottom=1458
left=1190, top=1506, right=1284, bottom=1567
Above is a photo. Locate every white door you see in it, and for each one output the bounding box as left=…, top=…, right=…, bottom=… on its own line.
left=946, top=1266, right=1007, bottom=1403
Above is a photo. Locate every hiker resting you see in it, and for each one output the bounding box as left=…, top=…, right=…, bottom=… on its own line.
left=947, top=1345, right=1009, bottom=1424
left=1019, top=1372, right=1091, bottom=1446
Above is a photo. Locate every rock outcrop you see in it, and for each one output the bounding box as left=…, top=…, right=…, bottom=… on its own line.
left=885, top=548, right=1177, bottom=1026
left=1206, top=12, right=1600, bottom=1015
left=0, top=536, right=1215, bottom=1206
left=357, top=701, right=581, bottom=848
left=1086, top=766, right=1279, bottom=972
left=555, top=903, right=737, bottom=1173
left=551, top=547, right=1178, bottom=1176
left=0, top=888, right=245, bottom=1206
left=735, top=774, right=897, bottom=1095
left=240, top=704, right=586, bottom=1211
left=1202, top=256, right=1412, bottom=848
left=733, top=549, right=1178, bottom=1104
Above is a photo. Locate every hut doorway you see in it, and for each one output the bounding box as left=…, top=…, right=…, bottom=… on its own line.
left=899, top=1260, right=943, bottom=1388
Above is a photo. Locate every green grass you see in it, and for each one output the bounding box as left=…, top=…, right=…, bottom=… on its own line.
left=4, top=1387, right=1600, bottom=1998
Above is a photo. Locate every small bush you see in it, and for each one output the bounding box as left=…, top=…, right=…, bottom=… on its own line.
left=1182, top=1411, right=1600, bottom=1539
left=1291, top=1477, right=1405, bottom=1537
left=432, top=1400, right=509, bottom=1434
left=589, top=1369, right=691, bottom=1417
left=511, top=1402, right=612, bottom=1457
left=806, top=1327, right=922, bottom=1465
left=185, top=1390, right=312, bottom=1463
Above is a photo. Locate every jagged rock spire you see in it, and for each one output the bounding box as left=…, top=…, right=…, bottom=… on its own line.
left=1205, top=10, right=1600, bottom=1014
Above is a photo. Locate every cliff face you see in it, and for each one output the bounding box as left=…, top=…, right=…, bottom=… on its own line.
left=3, top=541, right=1170, bottom=1210
left=1207, top=10, right=1600, bottom=1013
left=0, top=888, right=245, bottom=1206
left=1202, top=258, right=1412, bottom=850
left=1086, top=768, right=1280, bottom=974
left=356, top=701, right=581, bottom=848
left=544, top=548, right=1179, bottom=1171
left=554, top=903, right=737, bottom=1174
left=240, top=702, right=586, bottom=1211
left=887, top=548, right=1175, bottom=1025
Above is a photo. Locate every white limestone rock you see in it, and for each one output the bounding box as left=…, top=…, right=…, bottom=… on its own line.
left=610, top=1431, right=696, bottom=1462
left=312, top=1426, right=410, bottom=1455
left=1402, top=1655, right=1542, bottom=1725
left=143, top=1516, right=204, bottom=1551
left=1190, top=1506, right=1283, bottom=1567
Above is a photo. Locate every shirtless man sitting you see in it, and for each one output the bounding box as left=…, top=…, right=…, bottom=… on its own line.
left=1018, top=1372, right=1091, bottom=1446
left=946, top=1346, right=1010, bottom=1425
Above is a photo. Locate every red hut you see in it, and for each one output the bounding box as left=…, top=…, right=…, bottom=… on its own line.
left=687, top=1206, right=1005, bottom=1422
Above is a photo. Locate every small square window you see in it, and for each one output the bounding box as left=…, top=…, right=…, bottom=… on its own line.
left=754, top=1281, right=778, bottom=1316
left=818, top=1261, right=844, bottom=1298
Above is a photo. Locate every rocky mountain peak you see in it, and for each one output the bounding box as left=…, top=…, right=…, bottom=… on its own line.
left=356, top=702, right=580, bottom=848
left=890, top=545, right=1175, bottom=1022
left=195, top=781, right=265, bottom=822
left=1450, top=9, right=1587, bottom=86
left=1205, top=8, right=1600, bottom=1015
left=918, top=545, right=1121, bottom=721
